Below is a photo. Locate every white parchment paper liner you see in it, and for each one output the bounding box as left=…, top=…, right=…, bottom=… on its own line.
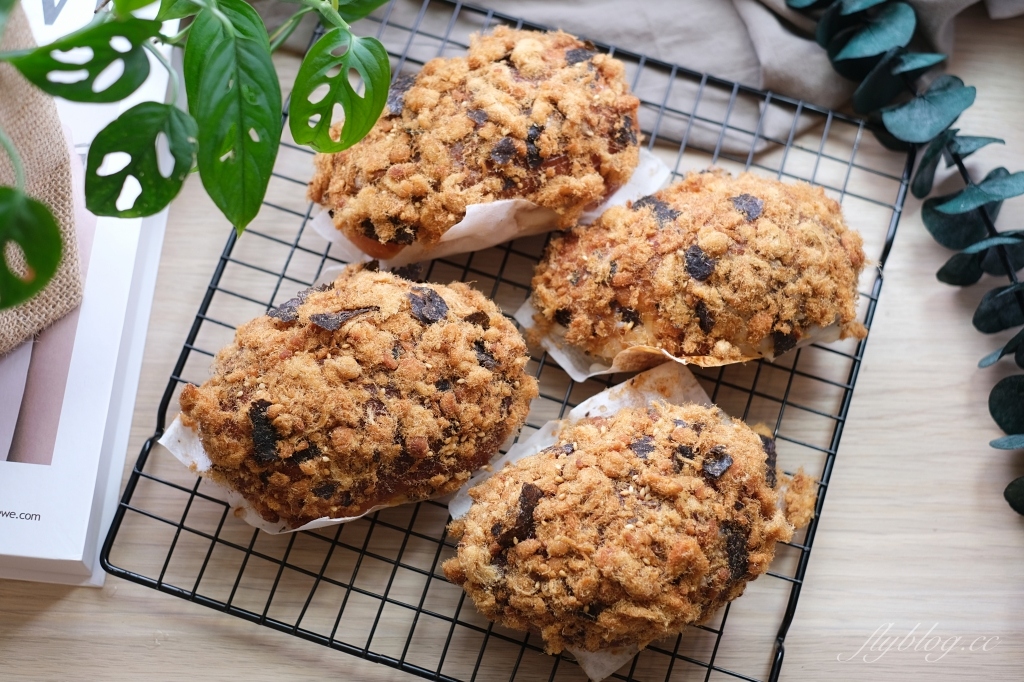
left=159, top=417, right=402, bottom=534
left=310, top=148, right=671, bottom=268
left=515, top=298, right=844, bottom=384
left=448, top=362, right=712, bottom=681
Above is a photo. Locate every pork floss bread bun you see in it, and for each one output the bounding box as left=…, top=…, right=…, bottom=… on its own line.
left=178, top=265, right=539, bottom=528
left=530, top=170, right=868, bottom=366
left=308, top=26, right=641, bottom=259
left=442, top=402, right=793, bottom=653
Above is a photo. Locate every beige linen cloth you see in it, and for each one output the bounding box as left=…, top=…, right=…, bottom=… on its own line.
left=0, top=3, right=82, bottom=356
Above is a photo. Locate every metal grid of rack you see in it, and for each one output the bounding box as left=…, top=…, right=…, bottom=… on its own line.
left=102, top=2, right=914, bottom=680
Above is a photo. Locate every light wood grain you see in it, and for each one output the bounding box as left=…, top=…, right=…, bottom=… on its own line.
left=2, top=6, right=1023, bottom=681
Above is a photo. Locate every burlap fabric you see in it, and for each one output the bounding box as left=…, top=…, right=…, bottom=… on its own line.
left=0, top=3, right=82, bottom=357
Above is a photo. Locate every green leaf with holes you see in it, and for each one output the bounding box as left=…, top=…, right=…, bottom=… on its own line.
left=113, top=0, right=157, bottom=17
left=85, top=102, right=198, bottom=218
left=936, top=170, right=1024, bottom=215
left=157, top=0, right=201, bottom=21
left=1005, top=475, right=1024, bottom=515
left=834, top=2, right=915, bottom=61
left=289, top=27, right=390, bottom=154
left=3, top=14, right=160, bottom=103
left=0, top=187, right=62, bottom=310
left=337, top=0, right=391, bottom=22
left=991, top=375, right=1024, bottom=433
left=183, top=0, right=269, bottom=118
left=911, top=128, right=957, bottom=198
left=980, top=327, right=1024, bottom=368
left=0, top=0, right=16, bottom=43
left=193, top=5, right=281, bottom=233
left=974, top=283, right=1024, bottom=334
left=881, top=75, right=976, bottom=144
left=891, top=51, right=946, bottom=75
left=922, top=167, right=1006, bottom=249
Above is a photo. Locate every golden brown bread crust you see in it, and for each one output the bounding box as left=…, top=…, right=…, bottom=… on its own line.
left=178, top=265, right=538, bottom=528
left=530, top=170, right=868, bottom=366
left=308, top=26, right=640, bottom=255
left=442, top=403, right=792, bottom=654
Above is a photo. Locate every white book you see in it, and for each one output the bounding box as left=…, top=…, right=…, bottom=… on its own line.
left=0, top=2, right=173, bottom=586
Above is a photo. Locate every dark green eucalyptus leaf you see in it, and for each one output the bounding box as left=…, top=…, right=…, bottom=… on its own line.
left=183, top=0, right=268, bottom=117
left=991, top=375, right=1024, bottom=434
left=945, top=134, right=1003, bottom=165
left=827, top=28, right=884, bottom=80
left=834, top=2, right=915, bottom=61
left=974, top=283, right=1024, bottom=334
left=1005, top=475, right=1024, bottom=515
left=962, top=233, right=1024, bottom=254
left=85, top=102, right=198, bottom=218
left=841, top=0, right=888, bottom=14
left=817, top=1, right=859, bottom=48
left=911, top=128, right=957, bottom=198
left=979, top=327, right=1024, bottom=368
left=852, top=47, right=905, bottom=114
left=337, top=0, right=391, bottom=22
left=193, top=5, right=281, bottom=233
left=881, top=75, right=976, bottom=144
left=993, top=435, right=1024, bottom=450
left=891, top=51, right=946, bottom=74
left=157, top=0, right=201, bottom=21
left=936, top=251, right=984, bottom=286
left=867, top=113, right=914, bottom=151
left=922, top=166, right=1006, bottom=249
left=1018, top=343, right=1024, bottom=369
left=981, top=242, right=1024, bottom=276
left=289, top=27, right=390, bottom=154
left=5, top=15, right=161, bottom=103
left=787, top=0, right=828, bottom=7
left=113, top=0, right=157, bottom=17
left=0, top=187, right=62, bottom=310
left=0, top=0, right=16, bottom=42
left=936, top=170, right=1024, bottom=215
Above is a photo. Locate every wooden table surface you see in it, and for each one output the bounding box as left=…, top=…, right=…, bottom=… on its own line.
left=3, top=6, right=1023, bottom=681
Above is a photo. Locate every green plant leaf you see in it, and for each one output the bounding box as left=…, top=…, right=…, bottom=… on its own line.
left=962, top=233, right=1024, bottom=254
left=157, top=0, right=201, bottom=21
left=852, top=47, right=905, bottom=114
left=85, top=102, right=198, bottom=218
left=183, top=0, right=269, bottom=118
left=974, top=283, right=1024, bottom=334
left=113, top=0, right=157, bottom=17
left=787, top=0, right=829, bottom=7
left=0, top=187, right=62, bottom=310
left=834, top=2, right=915, bottom=61
left=946, top=134, right=1003, bottom=164
left=193, top=4, right=281, bottom=233
left=922, top=166, right=1006, bottom=249
left=936, top=251, right=984, bottom=286
left=817, top=1, right=860, bottom=48
left=993, top=435, right=1024, bottom=450
left=991, top=375, right=1024, bottom=433
left=981, top=241, right=1024, bottom=276
left=980, top=327, right=1024, bottom=368
left=881, top=75, right=976, bottom=144
left=841, top=0, right=888, bottom=14
left=936, top=170, right=1024, bottom=215
left=1005, top=475, right=1024, bottom=515
left=891, top=51, right=945, bottom=74
left=0, top=0, right=16, bottom=43
left=867, top=113, right=913, bottom=151
left=827, top=28, right=884, bottom=80
left=911, top=128, right=957, bottom=198
left=337, top=0, right=391, bottom=22
left=5, top=15, right=161, bottom=103
left=288, top=27, right=390, bottom=154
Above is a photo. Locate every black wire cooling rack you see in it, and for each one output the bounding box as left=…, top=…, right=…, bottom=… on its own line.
left=102, top=2, right=914, bottom=680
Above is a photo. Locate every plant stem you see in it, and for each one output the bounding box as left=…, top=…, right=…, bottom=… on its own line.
left=0, top=125, right=25, bottom=189
left=144, top=40, right=180, bottom=107
left=269, top=6, right=314, bottom=52
left=159, top=22, right=193, bottom=47
left=297, top=0, right=349, bottom=30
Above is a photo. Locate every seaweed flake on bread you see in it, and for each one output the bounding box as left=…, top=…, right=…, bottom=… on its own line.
left=308, top=26, right=641, bottom=259
left=530, top=170, right=868, bottom=366
left=443, top=402, right=793, bottom=654
left=177, top=265, right=539, bottom=528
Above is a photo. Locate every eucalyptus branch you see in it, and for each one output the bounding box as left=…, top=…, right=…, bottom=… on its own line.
left=0, top=124, right=25, bottom=189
